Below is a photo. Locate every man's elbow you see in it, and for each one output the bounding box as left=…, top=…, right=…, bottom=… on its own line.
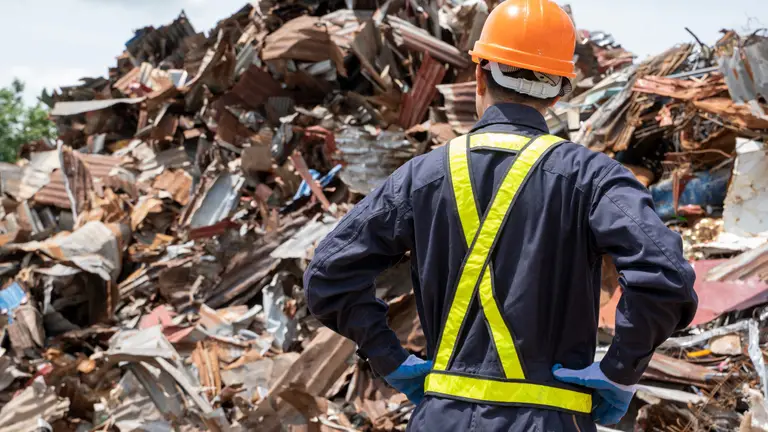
left=671, top=260, right=699, bottom=330
left=303, top=263, right=323, bottom=319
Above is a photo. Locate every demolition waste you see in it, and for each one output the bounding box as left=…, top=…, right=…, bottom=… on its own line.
left=1, top=1, right=768, bottom=431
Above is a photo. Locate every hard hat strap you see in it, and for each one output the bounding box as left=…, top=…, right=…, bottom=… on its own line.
left=489, top=62, right=562, bottom=99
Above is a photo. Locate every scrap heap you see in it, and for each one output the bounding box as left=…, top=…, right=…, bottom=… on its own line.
left=580, top=31, right=768, bottom=432
left=1, top=1, right=768, bottom=430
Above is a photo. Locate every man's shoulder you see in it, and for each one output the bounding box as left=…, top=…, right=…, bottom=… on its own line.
left=398, top=145, right=447, bottom=192
left=544, top=140, right=620, bottom=191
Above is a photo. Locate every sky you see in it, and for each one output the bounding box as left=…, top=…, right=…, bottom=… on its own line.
left=0, top=0, right=766, bottom=106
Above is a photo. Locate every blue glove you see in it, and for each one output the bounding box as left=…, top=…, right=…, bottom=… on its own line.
left=552, top=362, right=636, bottom=425
left=383, top=355, right=433, bottom=405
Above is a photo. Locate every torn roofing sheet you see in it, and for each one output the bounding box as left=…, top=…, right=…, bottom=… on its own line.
left=50, top=97, right=146, bottom=116
left=262, top=15, right=343, bottom=64
left=707, top=243, right=768, bottom=282
left=601, top=259, right=768, bottom=329
left=271, top=215, right=339, bottom=259
left=436, top=81, right=478, bottom=134
left=11, top=221, right=130, bottom=282
left=336, top=128, right=413, bottom=194
left=152, top=169, right=193, bottom=205
left=0, top=162, right=51, bottom=201
left=632, top=74, right=727, bottom=100
left=221, top=65, right=285, bottom=111
left=387, top=16, right=470, bottom=69
left=719, top=40, right=768, bottom=120
left=723, top=139, right=768, bottom=236
left=646, top=352, right=725, bottom=386
left=399, top=54, right=447, bottom=129
left=0, top=377, right=70, bottom=431
left=188, top=172, right=245, bottom=229
left=34, top=152, right=125, bottom=209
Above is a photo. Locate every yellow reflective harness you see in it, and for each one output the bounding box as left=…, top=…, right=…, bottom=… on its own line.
left=423, top=133, right=593, bottom=414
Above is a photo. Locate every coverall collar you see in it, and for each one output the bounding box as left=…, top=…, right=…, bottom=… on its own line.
left=471, top=103, right=550, bottom=135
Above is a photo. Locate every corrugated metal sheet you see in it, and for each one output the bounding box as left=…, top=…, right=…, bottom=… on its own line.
left=336, top=127, right=415, bottom=193
left=262, top=16, right=335, bottom=63
left=0, top=163, right=51, bottom=201
left=11, top=221, right=130, bottom=282
left=270, top=215, right=339, bottom=259
left=399, top=53, right=446, bottom=128
left=718, top=39, right=768, bottom=120
left=224, top=65, right=284, bottom=110
left=0, top=377, right=70, bottom=430
left=139, top=146, right=192, bottom=172
left=50, top=97, right=146, bottom=116
left=188, top=173, right=245, bottom=229
left=321, top=10, right=374, bottom=53
left=34, top=153, right=124, bottom=209
left=435, top=81, right=478, bottom=134
left=387, top=16, right=470, bottom=69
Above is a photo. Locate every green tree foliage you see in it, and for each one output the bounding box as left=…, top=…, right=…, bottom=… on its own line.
left=0, top=79, right=57, bottom=162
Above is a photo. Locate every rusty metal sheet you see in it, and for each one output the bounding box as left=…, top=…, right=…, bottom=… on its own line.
left=11, top=221, right=130, bottom=282
left=262, top=16, right=337, bottom=63
left=204, top=216, right=307, bottom=308
left=601, top=259, right=768, bottom=330
left=646, top=353, right=725, bottom=386
left=399, top=53, right=447, bottom=129
left=0, top=377, right=70, bottom=431
left=34, top=152, right=124, bottom=209
left=707, top=243, right=768, bottom=283
left=321, top=9, right=374, bottom=53
left=693, top=98, right=768, bottom=129
left=387, top=16, right=470, bottom=69
left=0, top=163, right=51, bottom=201
left=436, top=81, right=477, bottom=134
left=224, top=65, right=284, bottom=110
left=152, top=169, right=193, bottom=205
left=632, top=74, right=727, bottom=100
left=50, top=97, right=146, bottom=117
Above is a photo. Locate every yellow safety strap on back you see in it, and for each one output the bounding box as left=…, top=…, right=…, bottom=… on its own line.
left=437, top=133, right=530, bottom=378
left=428, top=133, right=592, bottom=414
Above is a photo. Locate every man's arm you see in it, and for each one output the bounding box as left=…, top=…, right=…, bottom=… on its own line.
left=589, top=162, right=698, bottom=386
left=304, top=164, right=413, bottom=376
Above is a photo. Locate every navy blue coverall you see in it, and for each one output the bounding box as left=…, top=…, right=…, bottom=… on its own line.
left=304, top=103, right=698, bottom=431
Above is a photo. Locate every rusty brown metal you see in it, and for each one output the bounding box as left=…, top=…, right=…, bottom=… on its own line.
left=399, top=53, right=447, bottom=129
left=435, top=81, right=477, bottom=134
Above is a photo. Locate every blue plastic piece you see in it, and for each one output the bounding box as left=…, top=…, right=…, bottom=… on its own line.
left=649, top=167, right=731, bottom=220
left=293, top=164, right=343, bottom=201
left=0, top=282, right=26, bottom=324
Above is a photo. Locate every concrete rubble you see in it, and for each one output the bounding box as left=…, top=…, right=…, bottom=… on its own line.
left=0, top=1, right=768, bottom=431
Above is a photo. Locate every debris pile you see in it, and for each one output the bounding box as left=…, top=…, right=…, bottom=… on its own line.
left=1, top=0, right=768, bottom=430
left=586, top=31, right=768, bottom=431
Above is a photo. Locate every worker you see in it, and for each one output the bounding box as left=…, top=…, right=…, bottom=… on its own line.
left=304, top=0, right=698, bottom=430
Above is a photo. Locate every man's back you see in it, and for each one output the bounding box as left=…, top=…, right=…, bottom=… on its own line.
left=304, top=103, right=697, bottom=431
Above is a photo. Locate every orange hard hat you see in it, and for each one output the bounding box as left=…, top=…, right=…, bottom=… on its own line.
left=470, top=0, right=577, bottom=78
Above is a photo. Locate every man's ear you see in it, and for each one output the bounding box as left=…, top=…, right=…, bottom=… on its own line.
left=475, top=65, right=486, bottom=97
left=548, top=96, right=561, bottom=108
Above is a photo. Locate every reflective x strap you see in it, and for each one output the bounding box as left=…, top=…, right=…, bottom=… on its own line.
left=433, top=134, right=564, bottom=378
left=427, top=133, right=592, bottom=414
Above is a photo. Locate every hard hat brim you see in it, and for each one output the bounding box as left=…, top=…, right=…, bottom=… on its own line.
left=470, top=42, right=577, bottom=79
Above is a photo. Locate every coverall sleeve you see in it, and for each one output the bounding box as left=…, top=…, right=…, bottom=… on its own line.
left=589, top=162, right=698, bottom=386
left=304, top=164, right=414, bottom=377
